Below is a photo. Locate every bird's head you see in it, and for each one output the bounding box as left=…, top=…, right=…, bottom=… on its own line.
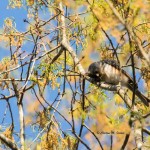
left=85, top=62, right=100, bottom=78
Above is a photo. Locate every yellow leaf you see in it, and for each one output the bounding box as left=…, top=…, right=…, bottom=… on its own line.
left=114, top=94, right=124, bottom=105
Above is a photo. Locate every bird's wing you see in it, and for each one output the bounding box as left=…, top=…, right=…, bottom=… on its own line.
left=101, top=59, right=120, bottom=69
left=101, top=59, right=138, bottom=88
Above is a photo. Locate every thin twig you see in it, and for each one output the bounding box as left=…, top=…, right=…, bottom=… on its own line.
left=84, top=124, right=104, bottom=150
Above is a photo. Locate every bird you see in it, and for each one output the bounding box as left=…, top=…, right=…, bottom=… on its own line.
left=86, top=59, right=150, bottom=106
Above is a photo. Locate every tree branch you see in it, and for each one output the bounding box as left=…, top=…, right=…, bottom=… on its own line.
left=11, top=80, right=25, bottom=150
left=0, top=134, right=19, bottom=150
left=59, top=2, right=85, bottom=75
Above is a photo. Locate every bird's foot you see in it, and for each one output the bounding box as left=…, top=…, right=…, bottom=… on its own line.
left=116, top=82, right=122, bottom=89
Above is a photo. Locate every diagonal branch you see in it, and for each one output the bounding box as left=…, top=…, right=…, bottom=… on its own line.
left=0, top=134, right=19, bottom=150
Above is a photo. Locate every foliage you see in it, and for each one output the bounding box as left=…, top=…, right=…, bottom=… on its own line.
left=0, top=0, right=149, bottom=150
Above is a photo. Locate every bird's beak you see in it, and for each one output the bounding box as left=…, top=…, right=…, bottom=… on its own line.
left=85, top=71, right=90, bottom=76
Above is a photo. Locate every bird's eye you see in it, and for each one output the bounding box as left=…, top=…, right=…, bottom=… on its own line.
left=94, top=71, right=99, bottom=77
left=96, top=73, right=99, bottom=77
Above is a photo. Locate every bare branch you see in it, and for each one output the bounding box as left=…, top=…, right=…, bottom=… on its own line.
left=143, top=128, right=150, bottom=135
left=11, top=80, right=25, bottom=150
left=0, top=134, right=19, bottom=150
left=84, top=124, right=104, bottom=150
left=18, top=103, right=25, bottom=150
left=59, top=2, right=85, bottom=75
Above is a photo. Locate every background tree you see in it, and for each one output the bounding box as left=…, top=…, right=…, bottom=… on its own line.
left=0, top=0, right=149, bottom=150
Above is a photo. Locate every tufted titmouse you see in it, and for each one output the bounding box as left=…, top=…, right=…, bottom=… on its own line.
left=86, top=59, right=149, bottom=106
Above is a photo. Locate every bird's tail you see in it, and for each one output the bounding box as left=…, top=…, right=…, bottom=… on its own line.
left=127, top=83, right=149, bottom=106
left=135, top=90, right=150, bottom=107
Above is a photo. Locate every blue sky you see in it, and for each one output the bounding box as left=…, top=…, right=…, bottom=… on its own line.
left=0, top=1, right=27, bottom=58
left=0, top=1, right=27, bottom=31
